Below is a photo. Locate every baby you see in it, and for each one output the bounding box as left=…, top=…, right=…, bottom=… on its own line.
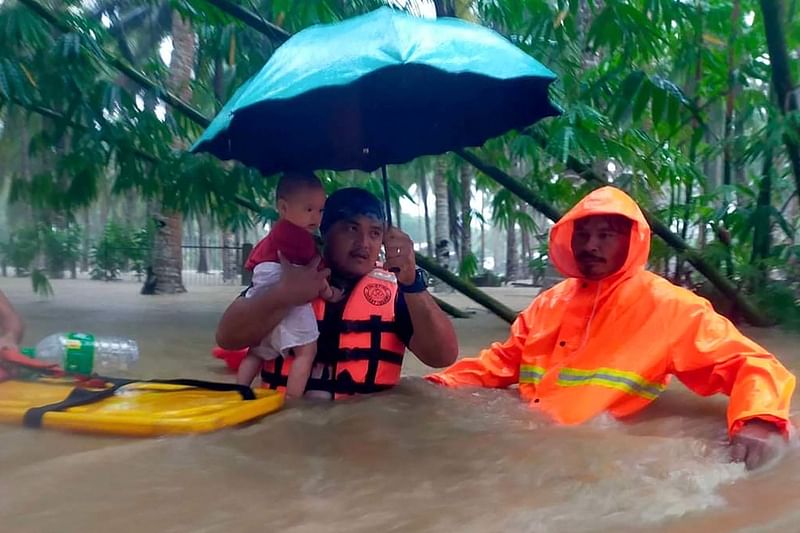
left=238, top=172, right=339, bottom=397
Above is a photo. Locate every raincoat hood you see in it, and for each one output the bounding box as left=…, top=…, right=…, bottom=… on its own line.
left=549, top=186, right=651, bottom=280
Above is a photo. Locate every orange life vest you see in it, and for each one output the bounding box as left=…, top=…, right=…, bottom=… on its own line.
left=260, top=269, right=406, bottom=398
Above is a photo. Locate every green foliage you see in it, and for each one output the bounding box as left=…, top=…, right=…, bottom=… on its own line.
left=458, top=252, right=479, bottom=279
left=90, top=221, right=152, bottom=281
left=1, top=0, right=799, bottom=323
left=528, top=241, right=550, bottom=286
left=43, top=223, right=81, bottom=278
left=0, top=222, right=82, bottom=295
left=0, top=228, right=39, bottom=275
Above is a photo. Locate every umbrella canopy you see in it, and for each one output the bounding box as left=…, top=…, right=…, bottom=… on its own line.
left=191, top=7, right=560, bottom=176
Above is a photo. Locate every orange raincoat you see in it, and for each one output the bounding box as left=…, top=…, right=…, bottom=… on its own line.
left=427, top=187, right=795, bottom=437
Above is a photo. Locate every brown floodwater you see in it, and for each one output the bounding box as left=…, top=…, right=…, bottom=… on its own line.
left=1, top=277, right=798, bottom=532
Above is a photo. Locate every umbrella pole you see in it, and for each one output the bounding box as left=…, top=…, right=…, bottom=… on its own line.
left=381, top=165, right=401, bottom=274
left=381, top=165, right=393, bottom=227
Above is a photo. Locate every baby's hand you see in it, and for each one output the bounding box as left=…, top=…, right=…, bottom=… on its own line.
left=319, top=281, right=344, bottom=303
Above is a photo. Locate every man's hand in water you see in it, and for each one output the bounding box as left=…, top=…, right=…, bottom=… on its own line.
left=383, top=227, right=416, bottom=285
left=730, top=419, right=786, bottom=470
left=276, top=253, right=331, bottom=306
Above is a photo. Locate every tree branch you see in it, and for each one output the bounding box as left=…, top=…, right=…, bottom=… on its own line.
left=18, top=0, right=210, bottom=128
left=198, top=0, right=291, bottom=44
left=0, top=94, right=257, bottom=213
left=416, top=254, right=516, bottom=323
left=455, top=149, right=563, bottom=221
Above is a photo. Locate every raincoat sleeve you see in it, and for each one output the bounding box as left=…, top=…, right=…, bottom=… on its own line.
left=667, top=298, right=795, bottom=437
left=425, top=299, right=538, bottom=389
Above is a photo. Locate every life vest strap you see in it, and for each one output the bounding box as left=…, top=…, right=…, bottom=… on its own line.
left=337, top=319, right=399, bottom=334
left=261, top=357, right=287, bottom=389
left=335, top=347, right=404, bottom=365
left=365, top=315, right=383, bottom=386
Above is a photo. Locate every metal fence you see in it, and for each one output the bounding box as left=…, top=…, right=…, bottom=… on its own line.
left=179, top=244, right=250, bottom=286
left=82, top=244, right=252, bottom=286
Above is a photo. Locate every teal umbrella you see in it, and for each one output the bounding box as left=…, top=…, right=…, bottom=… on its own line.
left=192, top=7, right=560, bottom=223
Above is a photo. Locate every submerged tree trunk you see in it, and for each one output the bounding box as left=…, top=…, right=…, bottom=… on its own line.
left=222, top=230, right=237, bottom=282
left=196, top=215, right=209, bottom=274
left=148, top=11, right=195, bottom=294
left=150, top=210, right=185, bottom=293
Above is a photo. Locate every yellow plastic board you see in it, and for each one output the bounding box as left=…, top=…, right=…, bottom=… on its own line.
left=0, top=379, right=283, bottom=437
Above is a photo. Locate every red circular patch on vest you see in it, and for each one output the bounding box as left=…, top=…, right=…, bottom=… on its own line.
left=364, top=283, right=391, bottom=306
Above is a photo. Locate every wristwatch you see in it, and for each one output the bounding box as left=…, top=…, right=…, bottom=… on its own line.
left=400, top=268, right=429, bottom=293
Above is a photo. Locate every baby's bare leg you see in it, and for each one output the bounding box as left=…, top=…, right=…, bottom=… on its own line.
left=285, top=342, right=316, bottom=398
left=237, top=354, right=264, bottom=386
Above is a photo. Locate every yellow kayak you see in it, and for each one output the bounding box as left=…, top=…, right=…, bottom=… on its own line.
left=0, top=377, right=283, bottom=437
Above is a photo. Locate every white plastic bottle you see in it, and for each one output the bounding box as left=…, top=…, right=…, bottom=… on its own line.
left=33, top=332, right=139, bottom=374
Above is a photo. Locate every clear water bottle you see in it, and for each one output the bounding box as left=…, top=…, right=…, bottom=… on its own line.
left=32, top=332, right=139, bottom=374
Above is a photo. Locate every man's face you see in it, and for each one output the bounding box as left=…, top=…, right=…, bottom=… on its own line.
left=570, top=215, right=632, bottom=280
left=323, top=215, right=385, bottom=279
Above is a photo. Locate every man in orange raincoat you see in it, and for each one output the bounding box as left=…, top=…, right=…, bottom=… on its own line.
left=427, top=186, right=795, bottom=470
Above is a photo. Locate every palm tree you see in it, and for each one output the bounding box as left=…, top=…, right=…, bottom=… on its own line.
left=433, top=157, right=451, bottom=273
left=148, top=10, right=195, bottom=294
left=459, top=166, right=472, bottom=255
left=419, top=172, right=434, bottom=257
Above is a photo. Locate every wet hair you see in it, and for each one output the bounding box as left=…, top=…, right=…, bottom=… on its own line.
left=320, top=187, right=385, bottom=235
left=574, top=214, right=633, bottom=234
left=275, top=172, right=323, bottom=201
